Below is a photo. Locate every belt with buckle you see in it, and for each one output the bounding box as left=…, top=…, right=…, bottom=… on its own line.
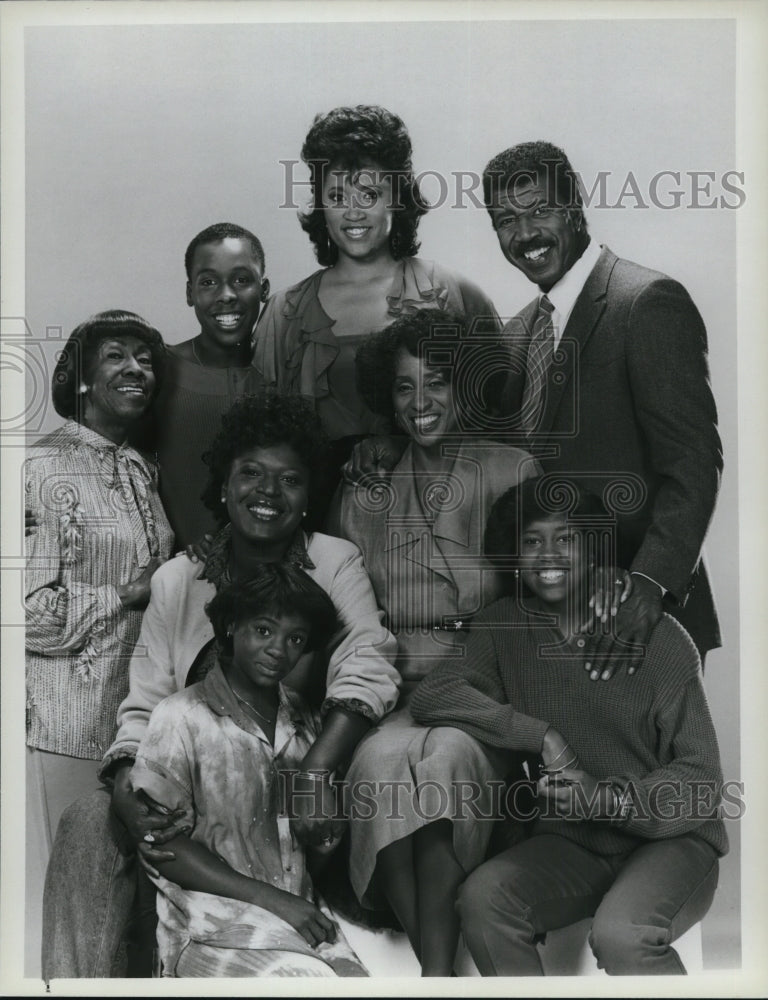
left=432, top=616, right=473, bottom=632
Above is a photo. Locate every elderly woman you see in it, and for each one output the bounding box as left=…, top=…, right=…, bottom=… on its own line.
left=331, top=308, right=539, bottom=975
left=25, top=311, right=173, bottom=838
left=42, top=392, right=399, bottom=979
left=25, top=310, right=174, bottom=971
left=253, top=105, right=505, bottom=470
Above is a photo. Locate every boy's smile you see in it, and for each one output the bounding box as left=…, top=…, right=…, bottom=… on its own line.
left=186, top=237, right=269, bottom=354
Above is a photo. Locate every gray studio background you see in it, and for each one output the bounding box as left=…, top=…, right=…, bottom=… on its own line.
left=23, top=16, right=740, bottom=970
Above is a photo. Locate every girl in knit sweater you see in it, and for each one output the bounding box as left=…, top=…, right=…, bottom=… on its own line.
left=411, top=476, right=727, bottom=975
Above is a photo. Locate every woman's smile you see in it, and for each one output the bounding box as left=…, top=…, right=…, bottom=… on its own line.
left=392, top=349, right=457, bottom=450
left=223, top=444, right=309, bottom=547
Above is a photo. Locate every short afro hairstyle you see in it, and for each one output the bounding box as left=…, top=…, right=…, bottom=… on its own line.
left=51, top=310, right=166, bottom=423
left=298, top=105, right=429, bottom=266
left=205, top=562, right=340, bottom=660
left=184, top=222, right=266, bottom=278
left=200, top=392, right=332, bottom=531
left=482, top=140, right=586, bottom=228
left=355, top=307, right=469, bottom=421
left=484, top=475, right=609, bottom=584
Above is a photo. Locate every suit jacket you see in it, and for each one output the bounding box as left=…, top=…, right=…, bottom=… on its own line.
left=500, top=246, right=723, bottom=655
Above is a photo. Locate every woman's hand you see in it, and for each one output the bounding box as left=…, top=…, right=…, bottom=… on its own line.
left=183, top=532, right=214, bottom=564
left=270, top=892, right=338, bottom=948
left=110, top=763, right=189, bottom=850
left=536, top=766, right=614, bottom=820
left=288, top=773, right=346, bottom=848
left=343, top=435, right=407, bottom=486
left=116, top=557, right=163, bottom=609
left=540, top=726, right=578, bottom=772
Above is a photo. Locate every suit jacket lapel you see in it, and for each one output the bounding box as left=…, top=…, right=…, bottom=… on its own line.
left=536, top=246, right=617, bottom=438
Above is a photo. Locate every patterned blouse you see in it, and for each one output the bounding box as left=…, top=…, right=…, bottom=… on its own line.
left=131, top=663, right=366, bottom=976
left=25, top=419, right=174, bottom=759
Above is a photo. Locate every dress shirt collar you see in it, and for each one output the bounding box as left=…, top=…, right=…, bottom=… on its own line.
left=202, top=660, right=307, bottom=748
left=542, top=238, right=602, bottom=343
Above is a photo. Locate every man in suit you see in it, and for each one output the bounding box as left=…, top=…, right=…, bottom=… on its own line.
left=483, top=141, right=722, bottom=670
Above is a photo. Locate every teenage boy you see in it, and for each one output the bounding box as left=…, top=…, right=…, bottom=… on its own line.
left=155, top=222, right=270, bottom=547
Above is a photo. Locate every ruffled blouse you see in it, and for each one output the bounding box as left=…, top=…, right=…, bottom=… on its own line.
left=252, top=257, right=500, bottom=441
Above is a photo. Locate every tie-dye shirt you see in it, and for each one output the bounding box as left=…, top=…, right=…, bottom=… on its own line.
left=131, top=662, right=365, bottom=976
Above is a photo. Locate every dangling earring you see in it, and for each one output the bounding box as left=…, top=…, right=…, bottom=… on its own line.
left=220, top=496, right=226, bottom=504
left=78, top=383, right=88, bottom=394
left=514, top=569, right=520, bottom=579
left=225, top=630, right=232, bottom=638
left=390, top=230, right=401, bottom=258
left=302, top=511, right=307, bottom=517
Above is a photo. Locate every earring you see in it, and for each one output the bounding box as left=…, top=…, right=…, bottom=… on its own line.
left=390, top=230, right=401, bottom=257
left=225, top=630, right=232, bottom=638
left=514, top=569, right=520, bottom=579
left=78, top=383, right=88, bottom=394
left=302, top=511, right=307, bottom=517
left=220, top=496, right=226, bottom=504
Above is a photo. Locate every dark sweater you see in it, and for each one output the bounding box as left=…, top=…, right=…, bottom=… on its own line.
left=411, top=602, right=728, bottom=858
left=153, top=347, right=263, bottom=547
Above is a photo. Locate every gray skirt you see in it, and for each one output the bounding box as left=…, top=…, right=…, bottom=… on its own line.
left=345, top=703, right=508, bottom=908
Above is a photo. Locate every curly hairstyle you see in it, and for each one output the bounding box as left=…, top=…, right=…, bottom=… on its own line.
left=200, top=392, right=332, bottom=530
left=51, top=310, right=166, bottom=424
left=482, top=140, right=586, bottom=229
left=184, top=222, right=266, bottom=278
left=205, top=563, right=340, bottom=660
left=298, top=105, right=429, bottom=266
left=484, top=475, right=608, bottom=589
left=355, top=307, right=470, bottom=424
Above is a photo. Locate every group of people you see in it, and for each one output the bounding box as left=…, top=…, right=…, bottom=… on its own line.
left=25, top=104, right=726, bottom=980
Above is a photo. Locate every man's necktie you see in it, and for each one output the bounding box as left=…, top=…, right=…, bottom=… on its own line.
left=520, top=294, right=555, bottom=441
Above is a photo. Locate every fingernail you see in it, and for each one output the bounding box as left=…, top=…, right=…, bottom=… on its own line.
left=628, top=667, right=636, bottom=675
left=584, top=662, right=591, bottom=671
left=590, top=670, right=599, bottom=681
left=601, top=671, right=610, bottom=681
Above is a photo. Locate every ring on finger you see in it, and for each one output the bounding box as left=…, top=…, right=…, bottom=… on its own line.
left=143, top=832, right=155, bottom=843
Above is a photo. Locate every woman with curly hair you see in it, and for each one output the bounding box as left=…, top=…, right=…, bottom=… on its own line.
left=25, top=310, right=174, bottom=973
left=41, top=392, right=399, bottom=979
left=332, top=308, right=540, bottom=975
left=253, top=105, right=502, bottom=470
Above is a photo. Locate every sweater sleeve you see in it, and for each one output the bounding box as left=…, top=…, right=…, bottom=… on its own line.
left=410, top=620, right=550, bottom=751
left=611, top=670, right=725, bottom=841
